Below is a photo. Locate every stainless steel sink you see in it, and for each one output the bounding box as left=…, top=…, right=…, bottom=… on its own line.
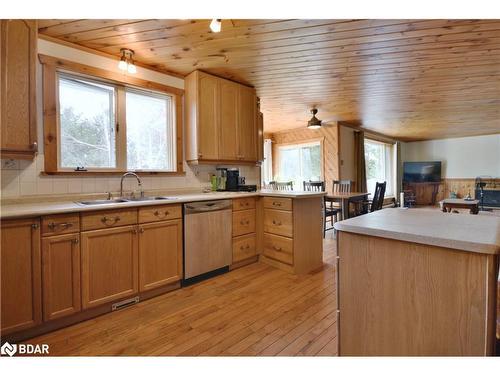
left=77, top=198, right=128, bottom=205
left=77, top=196, right=178, bottom=205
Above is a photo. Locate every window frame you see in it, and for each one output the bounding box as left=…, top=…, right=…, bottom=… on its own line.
left=275, top=138, right=325, bottom=187
left=41, top=54, right=184, bottom=176
left=364, top=136, right=396, bottom=197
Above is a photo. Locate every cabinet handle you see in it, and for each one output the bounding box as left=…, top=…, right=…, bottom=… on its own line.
left=246, top=244, right=250, bottom=249
left=272, top=202, right=282, bottom=207
left=240, top=219, right=250, bottom=225
left=154, top=210, right=170, bottom=218
left=272, top=220, right=282, bottom=226
left=101, top=216, right=120, bottom=225
left=198, top=153, right=203, bottom=158
left=71, top=238, right=79, bottom=244
left=31, top=223, right=39, bottom=229
left=131, top=228, right=138, bottom=234
left=273, top=246, right=282, bottom=251
left=48, top=222, right=73, bottom=230
left=139, top=227, right=145, bottom=233
left=30, top=142, right=38, bottom=150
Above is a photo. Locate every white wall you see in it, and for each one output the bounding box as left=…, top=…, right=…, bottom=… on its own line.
left=1, top=39, right=259, bottom=199
left=401, top=134, right=500, bottom=178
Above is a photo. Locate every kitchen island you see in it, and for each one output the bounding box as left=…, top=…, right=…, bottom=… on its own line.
left=334, top=208, right=500, bottom=356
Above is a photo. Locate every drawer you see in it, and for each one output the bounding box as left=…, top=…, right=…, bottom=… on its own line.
left=81, top=209, right=137, bottom=231
left=42, top=213, right=80, bottom=236
left=232, top=209, right=256, bottom=237
left=138, top=204, right=182, bottom=223
left=263, top=209, right=293, bottom=237
left=263, top=233, right=293, bottom=265
left=232, top=234, right=256, bottom=263
left=262, top=197, right=292, bottom=211
left=233, top=197, right=256, bottom=211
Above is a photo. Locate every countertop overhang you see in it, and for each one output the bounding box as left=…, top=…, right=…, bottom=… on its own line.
left=334, top=208, right=500, bottom=255
left=0, top=190, right=325, bottom=220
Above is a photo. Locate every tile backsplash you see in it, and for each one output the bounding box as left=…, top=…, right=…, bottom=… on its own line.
left=1, top=154, right=260, bottom=200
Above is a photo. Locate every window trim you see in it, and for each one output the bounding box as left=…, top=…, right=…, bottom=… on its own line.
left=40, top=54, right=184, bottom=176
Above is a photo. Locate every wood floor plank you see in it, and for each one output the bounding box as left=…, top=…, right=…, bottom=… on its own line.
left=23, top=234, right=338, bottom=356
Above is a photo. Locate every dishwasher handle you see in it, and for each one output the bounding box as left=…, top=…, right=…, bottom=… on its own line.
left=184, top=200, right=232, bottom=214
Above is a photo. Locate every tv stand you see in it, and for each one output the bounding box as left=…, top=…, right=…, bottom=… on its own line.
left=403, top=181, right=441, bottom=206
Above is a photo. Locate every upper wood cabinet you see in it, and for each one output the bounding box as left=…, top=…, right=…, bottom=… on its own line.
left=0, top=20, right=38, bottom=159
left=185, top=70, right=258, bottom=164
left=1, top=218, right=42, bottom=335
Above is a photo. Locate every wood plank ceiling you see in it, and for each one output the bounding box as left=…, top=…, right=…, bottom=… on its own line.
left=38, top=19, right=500, bottom=140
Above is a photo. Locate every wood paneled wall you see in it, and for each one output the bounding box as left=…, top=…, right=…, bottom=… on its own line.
left=270, top=125, right=340, bottom=192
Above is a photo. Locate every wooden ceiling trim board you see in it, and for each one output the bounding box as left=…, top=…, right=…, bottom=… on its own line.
left=38, top=19, right=145, bottom=37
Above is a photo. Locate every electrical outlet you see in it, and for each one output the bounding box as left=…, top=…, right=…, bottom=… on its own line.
left=1, top=159, right=19, bottom=170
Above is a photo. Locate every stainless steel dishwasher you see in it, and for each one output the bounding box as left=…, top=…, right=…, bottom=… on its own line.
left=183, top=200, right=232, bottom=284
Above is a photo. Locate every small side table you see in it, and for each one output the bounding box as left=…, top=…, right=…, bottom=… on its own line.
left=440, top=198, right=480, bottom=214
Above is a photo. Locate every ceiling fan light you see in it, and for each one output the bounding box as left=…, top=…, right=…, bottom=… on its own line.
left=210, top=19, right=222, bottom=33
left=307, top=123, right=321, bottom=129
left=307, top=108, right=322, bottom=129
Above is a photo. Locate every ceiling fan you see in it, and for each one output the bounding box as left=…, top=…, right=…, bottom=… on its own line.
left=307, top=108, right=336, bottom=129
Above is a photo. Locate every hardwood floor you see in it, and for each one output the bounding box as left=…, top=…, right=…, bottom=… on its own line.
left=24, top=235, right=338, bottom=356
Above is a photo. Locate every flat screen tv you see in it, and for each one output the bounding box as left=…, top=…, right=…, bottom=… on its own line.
left=403, top=161, right=441, bottom=183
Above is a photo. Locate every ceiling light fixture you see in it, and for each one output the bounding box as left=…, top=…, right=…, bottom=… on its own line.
left=118, top=48, right=137, bottom=74
left=210, top=19, right=222, bottom=33
left=307, top=108, right=322, bottom=129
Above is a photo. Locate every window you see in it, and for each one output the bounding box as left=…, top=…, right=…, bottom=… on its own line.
left=54, top=70, right=178, bottom=173
left=276, top=140, right=323, bottom=190
left=364, top=138, right=395, bottom=197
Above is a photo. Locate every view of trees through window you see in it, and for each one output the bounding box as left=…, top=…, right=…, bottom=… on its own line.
left=59, top=76, right=116, bottom=168
left=58, top=73, right=175, bottom=171
left=364, top=139, right=394, bottom=196
left=277, top=141, right=321, bottom=190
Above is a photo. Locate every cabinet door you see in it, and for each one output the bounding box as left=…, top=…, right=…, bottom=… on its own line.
left=219, top=80, right=239, bottom=160
left=1, top=218, right=41, bottom=335
left=138, top=219, right=183, bottom=292
left=0, top=20, right=37, bottom=157
left=238, top=85, right=257, bottom=161
left=81, top=226, right=138, bottom=309
left=197, top=73, right=219, bottom=160
left=42, top=233, right=81, bottom=321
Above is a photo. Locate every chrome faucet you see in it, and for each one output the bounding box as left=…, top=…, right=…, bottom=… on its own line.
left=120, top=172, right=144, bottom=198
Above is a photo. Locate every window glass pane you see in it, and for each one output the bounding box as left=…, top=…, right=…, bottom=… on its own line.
left=126, top=91, right=174, bottom=171
left=278, top=142, right=321, bottom=189
left=364, top=139, right=395, bottom=197
left=58, top=75, right=116, bottom=168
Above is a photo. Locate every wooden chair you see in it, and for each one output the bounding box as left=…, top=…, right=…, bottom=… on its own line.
left=332, top=180, right=352, bottom=193
left=268, top=181, right=293, bottom=191
left=359, top=181, right=387, bottom=214
left=304, top=181, right=340, bottom=238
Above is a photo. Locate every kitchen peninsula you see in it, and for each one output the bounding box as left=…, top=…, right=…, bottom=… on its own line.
left=334, top=208, right=500, bottom=356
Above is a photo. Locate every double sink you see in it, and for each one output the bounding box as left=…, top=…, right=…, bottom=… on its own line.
left=77, top=196, right=178, bottom=206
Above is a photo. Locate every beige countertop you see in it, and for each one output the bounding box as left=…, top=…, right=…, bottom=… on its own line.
left=334, top=208, right=500, bottom=255
left=0, top=190, right=325, bottom=219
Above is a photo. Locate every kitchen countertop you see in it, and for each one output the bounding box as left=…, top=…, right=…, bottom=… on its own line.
left=0, top=190, right=325, bottom=219
left=334, top=208, right=500, bottom=255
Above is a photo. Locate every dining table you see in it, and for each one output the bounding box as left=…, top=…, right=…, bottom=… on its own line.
left=325, top=192, right=371, bottom=220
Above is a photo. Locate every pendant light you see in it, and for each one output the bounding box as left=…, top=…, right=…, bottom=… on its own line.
left=307, top=108, right=322, bottom=129
left=118, top=48, right=137, bottom=74
left=210, top=19, right=222, bottom=33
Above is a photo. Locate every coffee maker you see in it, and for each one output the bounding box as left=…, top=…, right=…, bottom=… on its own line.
left=226, top=168, right=240, bottom=191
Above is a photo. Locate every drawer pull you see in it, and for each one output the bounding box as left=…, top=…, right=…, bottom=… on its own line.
left=139, top=227, right=145, bottom=233
left=48, top=222, right=74, bottom=230
left=272, top=220, right=282, bottom=226
left=272, top=202, right=282, bottom=207
left=154, top=210, right=170, bottom=218
left=101, top=216, right=121, bottom=225
left=71, top=238, right=79, bottom=244
left=273, top=246, right=282, bottom=251
left=240, top=219, right=250, bottom=225
left=240, top=244, right=251, bottom=250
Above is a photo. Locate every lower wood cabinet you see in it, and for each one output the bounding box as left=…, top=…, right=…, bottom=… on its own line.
left=42, top=233, right=81, bottom=321
left=138, top=219, right=183, bottom=292
left=0, top=218, right=42, bottom=335
left=81, top=225, right=139, bottom=309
